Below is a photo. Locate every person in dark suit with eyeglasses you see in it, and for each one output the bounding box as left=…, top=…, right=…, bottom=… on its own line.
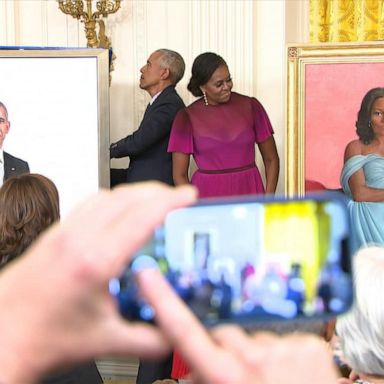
left=0, top=101, right=30, bottom=186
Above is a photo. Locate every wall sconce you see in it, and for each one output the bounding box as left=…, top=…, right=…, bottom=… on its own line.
left=58, top=1, right=121, bottom=79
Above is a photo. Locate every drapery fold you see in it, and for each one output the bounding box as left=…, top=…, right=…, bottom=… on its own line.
left=310, top=0, right=384, bottom=42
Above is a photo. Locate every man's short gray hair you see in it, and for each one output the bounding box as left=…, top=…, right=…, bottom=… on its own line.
left=156, top=49, right=185, bottom=85
left=336, top=246, right=384, bottom=377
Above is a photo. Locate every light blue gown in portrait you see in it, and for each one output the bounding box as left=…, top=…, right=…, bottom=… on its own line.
left=340, top=154, right=384, bottom=254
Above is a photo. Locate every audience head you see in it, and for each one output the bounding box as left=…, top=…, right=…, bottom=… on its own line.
left=0, top=173, right=60, bottom=267
left=249, top=319, right=335, bottom=341
left=187, top=52, right=232, bottom=105
left=356, top=87, right=384, bottom=144
left=336, top=246, right=384, bottom=378
left=0, top=101, right=10, bottom=148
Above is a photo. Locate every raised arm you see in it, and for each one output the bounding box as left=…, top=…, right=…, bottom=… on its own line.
left=258, top=136, right=280, bottom=194
left=110, top=98, right=182, bottom=159
left=172, top=152, right=191, bottom=185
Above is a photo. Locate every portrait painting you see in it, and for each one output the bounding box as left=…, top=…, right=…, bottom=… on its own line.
left=286, top=42, right=384, bottom=196
left=0, top=48, right=110, bottom=216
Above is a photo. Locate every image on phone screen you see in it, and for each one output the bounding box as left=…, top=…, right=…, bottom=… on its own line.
left=110, top=193, right=353, bottom=326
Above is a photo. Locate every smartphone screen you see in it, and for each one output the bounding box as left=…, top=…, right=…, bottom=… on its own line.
left=110, top=193, right=353, bottom=326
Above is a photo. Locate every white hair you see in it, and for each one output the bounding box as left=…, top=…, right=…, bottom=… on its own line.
left=336, top=246, right=384, bottom=376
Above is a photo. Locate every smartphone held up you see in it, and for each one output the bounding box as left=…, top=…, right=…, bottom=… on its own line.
left=110, top=192, right=353, bottom=326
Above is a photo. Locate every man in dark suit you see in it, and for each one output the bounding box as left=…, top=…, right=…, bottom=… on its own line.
left=110, top=49, right=185, bottom=383
left=0, top=102, right=30, bottom=186
left=110, top=48, right=185, bottom=186
left=3, top=152, right=30, bottom=180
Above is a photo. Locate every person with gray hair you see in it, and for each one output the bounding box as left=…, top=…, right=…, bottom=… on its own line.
left=156, top=48, right=185, bottom=85
left=110, top=49, right=185, bottom=382
left=336, top=246, right=384, bottom=384
left=110, top=49, right=185, bottom=187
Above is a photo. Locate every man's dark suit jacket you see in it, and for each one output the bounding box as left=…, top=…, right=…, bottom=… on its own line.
left=3, top=151, right=30, bottom=181
left=110, top=85, right=185, bottom=185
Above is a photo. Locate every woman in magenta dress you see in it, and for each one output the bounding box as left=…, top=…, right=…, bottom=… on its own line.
left=168, top=52, right=280, bottom=380
left=168, top=51, right=279, bottom=198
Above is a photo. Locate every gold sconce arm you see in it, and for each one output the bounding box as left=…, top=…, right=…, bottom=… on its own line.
left=96, top=0, right=121, bottom=17
left=58, top=1, right=121, bottom=83
left=58, top=1, right=86, bottom=19
left=58, top=0, right=121, bottom=48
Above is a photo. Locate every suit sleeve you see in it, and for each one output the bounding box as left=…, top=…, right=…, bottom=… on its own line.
left=110, top=100, right=181, bottom=159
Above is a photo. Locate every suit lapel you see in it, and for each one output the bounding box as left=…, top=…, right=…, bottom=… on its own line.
left=3, top=152, right=18, bottom=180
left=149, top=86, right=174, bottom=109
left=3, top=152, right=11, bottom=180
left=143, top=86, right=175, bottom=120
left=143, top=102, right=152, bottom=118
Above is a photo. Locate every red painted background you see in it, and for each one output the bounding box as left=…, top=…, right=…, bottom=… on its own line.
left=305, top=62, right=384, bottom=189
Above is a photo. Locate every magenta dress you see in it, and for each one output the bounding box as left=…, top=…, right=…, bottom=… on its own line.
left=168, top=92, right=274, bottom=198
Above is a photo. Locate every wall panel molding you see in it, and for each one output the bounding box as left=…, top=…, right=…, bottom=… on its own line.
left=0, top=2, right=8, bottom=44
left=96, top=357, right=138, bottom=380
left=0, top=0, right=17, bottom=45
left=132, top=0, right=148, bottom=126
left=185, top=0, right=254, bottom=103
left=40, top=1, right=48, bottom=46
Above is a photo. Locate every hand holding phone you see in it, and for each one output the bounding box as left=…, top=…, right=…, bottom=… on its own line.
left=110, top=192, right=353, bottom=326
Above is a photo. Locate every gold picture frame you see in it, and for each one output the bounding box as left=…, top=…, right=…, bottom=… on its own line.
left=286, top=41, right=384, bottom=196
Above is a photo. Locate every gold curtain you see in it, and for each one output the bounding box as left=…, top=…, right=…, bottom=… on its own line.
left=310, top=0, right=384, bottom=42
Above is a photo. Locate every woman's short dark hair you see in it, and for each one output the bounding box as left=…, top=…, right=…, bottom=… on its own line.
left=0, top=173, right=60, bottom=267
left=187, top=52, right=227, bottom=97
left=356, top=87, right=384, bottom=144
